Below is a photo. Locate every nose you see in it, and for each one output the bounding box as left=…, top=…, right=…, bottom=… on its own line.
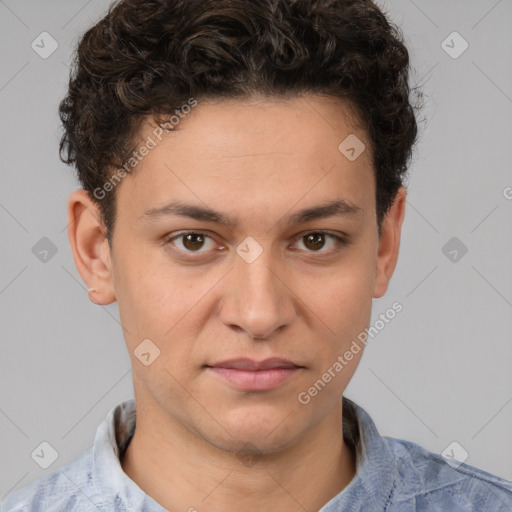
left=219, top=246, right=296, bottom=341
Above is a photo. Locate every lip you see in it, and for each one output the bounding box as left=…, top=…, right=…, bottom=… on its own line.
left=208, top=357, right=300, bottom=370
left=206, top=358, right=303, bottom=391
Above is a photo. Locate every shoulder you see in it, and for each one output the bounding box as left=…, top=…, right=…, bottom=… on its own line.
left=0, top=447, right=99, bottom=512
left=384, top=436, right=512, bottom=511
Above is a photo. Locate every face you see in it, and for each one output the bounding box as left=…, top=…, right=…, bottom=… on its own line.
left=69, top=94, right=405, bottom=455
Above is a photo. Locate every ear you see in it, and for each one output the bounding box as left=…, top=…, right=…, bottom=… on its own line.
left=67, top=189, right=116, bottom=305
left=373, top=186, right=406, bottom=298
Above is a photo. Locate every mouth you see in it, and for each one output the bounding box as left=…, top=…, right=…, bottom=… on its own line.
left=205, top=357, right=304, bottom=391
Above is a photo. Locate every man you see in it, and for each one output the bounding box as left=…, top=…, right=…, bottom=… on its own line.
left=2, top=0, right=511, bottom=510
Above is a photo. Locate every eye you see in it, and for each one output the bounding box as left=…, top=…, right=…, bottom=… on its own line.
left=292, top=231, right=346, bottom=253
left=166, top=231, right=218, bottom=254
left=164, top=230, right=347, bottom=259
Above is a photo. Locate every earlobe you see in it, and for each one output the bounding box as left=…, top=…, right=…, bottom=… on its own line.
left=373, top=186, right=406, bottom=299
left=67, top=189, right=116, bottom=305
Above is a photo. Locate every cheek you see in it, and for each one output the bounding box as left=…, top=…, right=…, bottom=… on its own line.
left=332, top=271, right=374, bottom=333
left=293, top=251, right=375, bottom=393
left=111, top=246, right=178, bottom=344
left=114, top=256, right=220, bottom=371
left=304, top=255, right=375, bottom=336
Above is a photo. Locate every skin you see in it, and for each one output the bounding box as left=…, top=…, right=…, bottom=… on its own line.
left=67, top=93, right=406, bottom=512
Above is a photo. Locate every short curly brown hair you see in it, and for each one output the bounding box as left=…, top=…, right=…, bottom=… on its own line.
left=59, top=0, right=422, bottom=246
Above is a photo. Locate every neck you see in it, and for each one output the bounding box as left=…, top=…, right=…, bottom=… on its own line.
left=121, top=398, right=356, bottom=512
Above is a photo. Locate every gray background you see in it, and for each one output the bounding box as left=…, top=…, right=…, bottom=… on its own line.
left=1, top=0, right=511, bottom=499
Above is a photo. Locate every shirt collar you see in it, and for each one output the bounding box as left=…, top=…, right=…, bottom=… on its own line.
left=92, top=399, right=166, bottom=511
left=320, top=396, right=397, bottom=510
left=91, top=396, right=396, bottom=511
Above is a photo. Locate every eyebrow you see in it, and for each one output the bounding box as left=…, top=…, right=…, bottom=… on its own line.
left=139, top=199, right=362, bottom=228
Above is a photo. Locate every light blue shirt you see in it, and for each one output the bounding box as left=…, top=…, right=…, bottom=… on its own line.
left=2, top=397, right=511, bottom=511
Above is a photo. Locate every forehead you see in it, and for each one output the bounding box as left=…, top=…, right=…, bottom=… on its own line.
left=118, top=94, right=375, bottom=224
left=148, top=94, right=368, bottom=154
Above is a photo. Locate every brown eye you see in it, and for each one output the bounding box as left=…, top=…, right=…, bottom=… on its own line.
left=292, top=231, right=346, bottom=254
left=182, top=233, right=205, bottom=251
left=167, top=232, right=217, bottom=254
left=303, top=232, right=326, bottom=251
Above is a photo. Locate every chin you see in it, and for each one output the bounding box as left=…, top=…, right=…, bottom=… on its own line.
left=207, top=429, right=301, bottom=458
left=201, top=409, right=304, bottom=455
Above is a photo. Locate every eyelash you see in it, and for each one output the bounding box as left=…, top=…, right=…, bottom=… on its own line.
left=164, top=231, right=348, bottom=258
